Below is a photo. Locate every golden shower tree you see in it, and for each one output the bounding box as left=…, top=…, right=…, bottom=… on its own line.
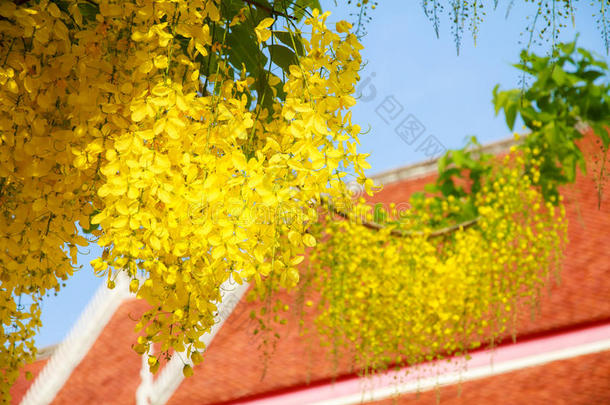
left=0, top=0, right=609, bottom=402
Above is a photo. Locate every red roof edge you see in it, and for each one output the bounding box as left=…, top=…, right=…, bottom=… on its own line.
left=211, top=316, right=610, bottom=405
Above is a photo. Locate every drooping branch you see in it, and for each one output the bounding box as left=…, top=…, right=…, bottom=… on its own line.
left=319, top=196, right=479, bottom=238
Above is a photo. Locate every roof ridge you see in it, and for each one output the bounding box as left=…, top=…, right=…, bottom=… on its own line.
left=33, top=344, right=58, bottom=361
left=370, top=136, right=518, bottom=186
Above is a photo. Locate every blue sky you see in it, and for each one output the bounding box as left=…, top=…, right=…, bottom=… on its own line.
left=33, top=1, right=609, bottom=348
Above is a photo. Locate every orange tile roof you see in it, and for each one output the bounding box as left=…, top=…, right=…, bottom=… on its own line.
left=51, top=298, right=149, bottom=404
left=10, top=358, right=48, bottom=402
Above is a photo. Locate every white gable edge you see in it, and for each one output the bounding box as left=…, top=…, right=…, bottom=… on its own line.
left=20, top=273, right=132, bottom=405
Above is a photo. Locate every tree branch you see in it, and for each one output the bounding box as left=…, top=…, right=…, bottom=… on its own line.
left=242, top=0, right=297, bottom=20
left=320, top=196, right=479, bottom=238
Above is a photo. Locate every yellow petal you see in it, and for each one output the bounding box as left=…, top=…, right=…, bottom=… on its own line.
left=257, top=18, right=275, bottom=30
left=303, top=234, right=316, bottom=248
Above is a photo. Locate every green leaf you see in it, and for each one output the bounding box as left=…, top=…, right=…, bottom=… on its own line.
left=591, top=123, right=610, bottom=149
left=227, top=24, right=265, bottom=77
left=437, top=153, right=449, bottom=173
left=268, top=44, right=298, bottom=73
left=293, top=0, right=309, bottom=21
left=293, top=0, right=322, bottom=21
left=373, top=203, right=386, bottom=224
left=439, top=179, right=457, bottom=197
left=492, top=85, right=505, bottom=115
left=505, top=102, right=518, bottom=130
left=274, top=31, right=305, bottom=56
left=580, top=69, right=605, bottom=82
left=560, top=41, right=576, bottom=55
left=551, top=66, right=568, bottom=85
left=255, top=71, right=275, bottom=110
left=452, top=150, right=465, bottom=167
left=199, top=52, right=221, bottom=82
left=438, top=168, right=461, bottom=182
left=78, top=2, right=99, bottom=23
left=423, top=184, right=438, bottom=193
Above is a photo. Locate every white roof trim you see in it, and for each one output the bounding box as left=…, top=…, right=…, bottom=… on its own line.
left=20, top=273, right=132, bottom=405
left=311, top=340, right=610, bottom=405
left=136, top=346, right=154, bottom=405
left=146, top=278, right=250, bottom=405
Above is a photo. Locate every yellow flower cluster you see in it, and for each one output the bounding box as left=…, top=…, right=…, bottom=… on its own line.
left=0, top=0, right=368, bottom=395
left=309, top=149, right=567, bottom=372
